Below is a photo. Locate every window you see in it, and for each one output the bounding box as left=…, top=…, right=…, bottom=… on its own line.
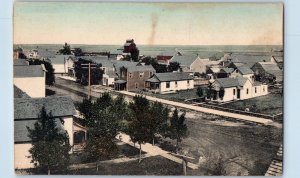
left=255, top=87, right=257, bottom=93
left=246, top=88, right=249, bottom=94
left=263, top=87, right=265, bottom=92
left=135, top=83, right=138, bottom=89
left=236, top=70, right=238, bottom=73
left=166, top=82, right=170, bottom=88
left=187, top=80, right=190, bottom=86
left=233, top=89, right=236, bottom=95
left=175, top=81, right=178, bottom=87
left=129, top=72, right=133, bottom=78
left=139, top=72, right=144, bottom=78
left=150, top=72, right=153, bottom=76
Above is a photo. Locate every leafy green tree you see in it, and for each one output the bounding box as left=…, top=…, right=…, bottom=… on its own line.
left=84, top=93, right=120, bottom=165
left=59, top=42, right=71, bottom=55
left=128, top=95, right=153, bottom=162
left=197, top=87, right=208, bottom=101
left=149, top=101, right=169, bottom=145
left=168, top=62, right=181, bottom=72
left=28, top=59, right=55, bottom=86
left=26, top=107, right=71, bottom=175
left=130, top=47, right=140, bottom=62
left=73, top=48, right=83, bottom=56
left=78, top=98, right=93, bottom=120
left=111, top=95, right=130, bottom=132
left=167, top=108, right=188, bottom=153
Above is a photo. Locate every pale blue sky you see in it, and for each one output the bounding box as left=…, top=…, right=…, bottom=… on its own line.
left=14, top=2, right=283, bottom=45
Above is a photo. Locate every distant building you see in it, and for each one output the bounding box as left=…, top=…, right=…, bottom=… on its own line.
left=123, top=39, right=136, bottom=53
left=210, top=77, right=268, bottom=102
left=251, top=62, right=283, bottom=83
left=115, top=64, right=155, bottom=91
left=157, top=51, right=181, bottom=65
left=26, top=49, right=56, bottom=60
left=48, top=55, right=75, bottom=75
left=14, top=96, right=82, bottom=169
left=146, top=72, right=194, bottom=94
left=109, top=50, right=124, bottom=60
left=14, top=65, right=46, bottom=98
left=230, top=66, right=255, bottom=81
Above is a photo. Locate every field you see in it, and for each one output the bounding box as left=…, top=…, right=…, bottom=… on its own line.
left=218, top=93, right=283, bottom=116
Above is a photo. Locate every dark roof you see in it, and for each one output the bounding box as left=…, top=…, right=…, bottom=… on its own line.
left=112, top=60, right=139, bottom=75
left=258, top=62, right=281, bottom=72
left=150, top=72, right=192, bottom=82
left=272, top=56, right=283, bottom=63
left=15, top=118, right=65, bottom=143
left=49, top=55, right=74, bottom=64
left=14, top=65, right=45, bottom=78
left=230, top=55, right=271, bottom=68
left=127, top=65, right=155, bottom=72
left=14, top=96, right=76, bottom=120
left=14, top=85, right=30, bottom=98
left=220, top=68, right=234, bottom=74
left=171, top=55, right=199, bottom=66
left=237, top=66, right=254, bottom=75
left=105, top=70, right=118, bottom=78
left=215, top=77, right=248, bottom=88
left=13, top=59, right=29, bottom=66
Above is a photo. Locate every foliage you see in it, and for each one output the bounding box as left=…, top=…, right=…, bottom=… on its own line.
left=168, top=62, right=181, bottom=72
left=141, top=56, right=168, bottom=73
left=149, top=101, right=170, bottom=140
left=74, top=58, right=103, bottom=85
left=196, top=87, right=207, bottom=99
left=73, top=48, right=84, bottom=56
left=167, top=108, right=188, bottom=153
left=130, top=47, right=140, bottom=62
left=58, top=42, right=71, bottom=55
left=26, top=107, right=71, bottom=174
left=219, top=89, right=225, bottom=99
left=83, top=93, right=124, bottom=161
left=28, top=59, right=55, bottom=86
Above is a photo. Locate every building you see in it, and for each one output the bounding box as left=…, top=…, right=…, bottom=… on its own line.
left=230, top=66, right=255, bottom=81
left=210, top=77, right=268, bottom=102
left=157, top=51, right=181, bottom=65
left=228, top=54, right=272, bottom=68
left=123, top=39, right=136, bottom=53
left=14, top=96, right=84, bottom=169
left=25, top=49, right=56, bottom=60
left=146, top=72, right=194, bottom=94
left=109, top=50, right=124, bottom=60
left=64, top=56, right=77, bottom=77
left=14, top=65, right=46, bottom=98
left=13, top=59, right=29, bottom=66
left=116, top=64, right=155, bottom=91
left=251, top=62, right=283, bottom=83
left=103, top=70, right=118, bottom=87
left=49, top=55, right=75, bottom=75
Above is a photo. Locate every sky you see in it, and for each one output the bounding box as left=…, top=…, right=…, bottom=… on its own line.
left=14, top=2, right=283, bottom=45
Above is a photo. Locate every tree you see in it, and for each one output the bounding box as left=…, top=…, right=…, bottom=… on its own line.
left=197, top=87, right=208, bottom=101
left=219, top=88, right=225, bottom=100
left=168, top=62, right=181, bottom=72
left=59, top=42, right=71, bottom=55
left=28, top=59, right=55, bottom=86
left=78, top=98, right=93, bottom=120
left=149, top=101, right=169, bottom=145
left=84, top=93, right=120, bottom=165
left=73, top=48, right=83, bottom=56
left=128, top=95, right=153, bottom=162
left=167, top=108, right=187, bottom=153
left=26, top=107, right=71, bottom=175
left=130, top=47, right=140, bottom=62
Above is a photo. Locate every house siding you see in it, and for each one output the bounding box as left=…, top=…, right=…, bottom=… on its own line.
left=159, top=80, right=194, bottom=93
left=14, top=116, right=74, bottom=169
left=14, top=77, right=45, bottom=98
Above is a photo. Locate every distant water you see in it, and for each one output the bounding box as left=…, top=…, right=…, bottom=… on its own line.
left=14, top=44, right=283, bottom=57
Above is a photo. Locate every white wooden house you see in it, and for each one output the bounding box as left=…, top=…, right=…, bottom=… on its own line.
left=146, top=72, right=194, bottom=94
left=210, top=77, right=268, bottom=102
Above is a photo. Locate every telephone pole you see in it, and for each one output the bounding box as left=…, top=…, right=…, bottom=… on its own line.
left=81, top=62, right=97, bottom=100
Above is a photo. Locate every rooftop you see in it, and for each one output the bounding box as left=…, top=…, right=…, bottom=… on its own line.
left=14, top=85, right=30, bottom=98
left=171, top=55, right=199, bottom=66
left=14, top=96, right=76, bottom=120
left=215, top=77, right=248, bottom=88
left=14, top=65, right=45, bottom=78
left=49, top=55, right=74, bottom=64
left=13, top=59, right=29, bottom=66
left=126, top=65, right=155, bottom=72
left=237, top=66, right=254, bottom=75
left=148, top=72, right=192, bottom=82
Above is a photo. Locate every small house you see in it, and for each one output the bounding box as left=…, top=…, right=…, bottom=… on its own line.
left=146, top=72, right=194, bottom=94
left=49, top=55, right=75, bottom=75
left=251, top=62, right=283, bottom=83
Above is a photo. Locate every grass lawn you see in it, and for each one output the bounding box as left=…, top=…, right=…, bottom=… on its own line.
left=143, top=88, right=199, bottom=102
left=63, top=156, right=185, bottom=175
left=219, top=93, right=283, bottom=116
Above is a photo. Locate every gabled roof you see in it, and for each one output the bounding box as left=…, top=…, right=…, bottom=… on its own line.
left=215, top=77, right=248, bottom=88
left=148, top=72, right=192, bottom=82
left=230, top=55, right=271, bottom=68
left=15, top=118, right=65, bottom=143
left=126, top=65, right=155, bottom=72
left=112, top=60, right=139, bottom=75
left=14, top=96, right=76, bottom=120
left=105, top=70, right=118, bottom=78
left=13, top=59, right=29, bottom=66
left=171, top=55, right=199, bottom=66
left=220, top=68, right=234, bottom=74
left=14, top=85, right=30, bottom=98
left=49, top=55, right=74, bottom=64
left=257, top=62, right=281, bottom=72
left=237, top=66, right=254, bottom=75
left=14, top=65, right=45, bottom=78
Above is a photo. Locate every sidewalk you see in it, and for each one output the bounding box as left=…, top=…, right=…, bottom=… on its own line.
left=116, top=90, right=274, bottom=125
left=116, top=133, right=199, bottom=170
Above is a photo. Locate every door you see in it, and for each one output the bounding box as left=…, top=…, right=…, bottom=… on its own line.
left=237, top=89, right=240, bottom=99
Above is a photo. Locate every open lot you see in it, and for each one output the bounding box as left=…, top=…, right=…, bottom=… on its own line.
left=218, top=93, right=283, bottom=116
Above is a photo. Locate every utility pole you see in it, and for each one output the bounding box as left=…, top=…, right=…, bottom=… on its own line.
left=81, top=62, right=97, bottom=100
